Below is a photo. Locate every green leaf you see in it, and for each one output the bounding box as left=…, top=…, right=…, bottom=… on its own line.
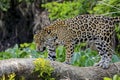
left=113, top=75, right=119, bottom=80
left=104, top=77, right=112, bottom=80
left=112, top=54, right=120, bottom=62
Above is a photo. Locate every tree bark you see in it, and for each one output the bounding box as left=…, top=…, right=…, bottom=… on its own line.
left=0, top=58, right=120, bottom=80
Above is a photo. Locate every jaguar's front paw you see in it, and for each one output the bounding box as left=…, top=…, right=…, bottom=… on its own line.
left=47, top=57, right=56, bottom=61
left=63, top=61, right=71, bottom=65
left=94, top=60, right=110, bottom=69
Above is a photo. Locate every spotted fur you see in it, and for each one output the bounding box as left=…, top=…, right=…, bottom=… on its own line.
left=34, top=15, right=120, bottom=68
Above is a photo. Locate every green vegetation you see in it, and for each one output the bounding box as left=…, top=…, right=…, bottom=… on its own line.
left=0, top=73, right=25, bottom=80
left=0, top=73, right=16, bottom=80
left=90, top=0, right=120, bottom=16
left=0, top=0, right=34, bottom=11
left=0, top=43, right=120, bottom=67
left=33, top=58, right=55, bottom=80
left=0, top=0, right=10, bottom=11
left=0, top=0, right=120, bottom=79
left=42, top=0, right=96, bottom=20
left=42, top=1, right=81, bottom=20
left=104, top=75, right=120, bottom=80
left=0, top=43, right=42, bottom=59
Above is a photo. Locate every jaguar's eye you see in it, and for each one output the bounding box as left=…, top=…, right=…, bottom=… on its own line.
left=47, top=30, right=51, bottom=34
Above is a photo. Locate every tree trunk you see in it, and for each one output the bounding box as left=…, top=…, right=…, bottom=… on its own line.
left=0, top=58, right=120, bottom=80
left=0, top=0, right=51, bottom=51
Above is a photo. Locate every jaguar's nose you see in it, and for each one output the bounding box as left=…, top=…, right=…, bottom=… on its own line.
left=42, top=47, right=46, bottom=51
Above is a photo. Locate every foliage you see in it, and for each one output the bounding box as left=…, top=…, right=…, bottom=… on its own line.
left=0, top=42, right=47, bottom=60
left=42, top=0, right=96, bottom=20
left=0, top=0, right=10, bottom=11
left=0, top=73, right=16, bottom=80
left=56, top=46, right=66, bottom=62
left=90, top=0, right=120, bottom=16
left=42, top=1, right=80, bottom=20
left=0, top=73, right=25, bottom=80
left=0, top=0, right=33, bottom=11
left=115, top=24, right=120, bottom=54
left=33, top=58, right=55, bottom=80
left=0, top=42, right=120, bottom=67
left=18, top=0, right=34, bottom=3
left=72, top=48, right=99, bottom=67
left=104, top=75, right=120, bottom=80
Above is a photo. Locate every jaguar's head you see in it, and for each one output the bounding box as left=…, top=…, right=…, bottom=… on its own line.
left=34, top=26, right=56, bottom=52
left=34, top=19, right=66, bottom=52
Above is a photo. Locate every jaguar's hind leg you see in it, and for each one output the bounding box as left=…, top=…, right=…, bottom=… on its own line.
left=94, top=40, right=112, bottom=69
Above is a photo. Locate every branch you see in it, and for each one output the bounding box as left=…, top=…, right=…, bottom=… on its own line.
left=0, top=58, right=120, bottom=80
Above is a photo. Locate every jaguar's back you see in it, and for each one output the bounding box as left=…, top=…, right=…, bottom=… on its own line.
left=66, top=15, right=118, bottom=43
left=34, top=14, right=120, bottom=68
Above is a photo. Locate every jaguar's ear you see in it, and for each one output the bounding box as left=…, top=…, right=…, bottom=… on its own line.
left=33, top=29, right=41, bottom=35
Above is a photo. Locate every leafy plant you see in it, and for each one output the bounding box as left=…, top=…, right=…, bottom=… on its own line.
left=0, top=73, right=16, bottom=80
left=0, top=0, right=33, bottom=11
left=42, top=0, right=96, bottom=20
left=115, top=24, right=120, bottom=54
left=90, top=0, right=120, bottom=16
left=33, top=58, right=55, bottom=80
left=56, top=46, right=66, bottom=62
left=42, top=1, right=80, bottom=20
left=104, top=75, right=120, bottom=80
left=71, top=48, right=99, bottom=67
left=0, top=73, right=25, bottom=80
left=0, top=0, right=10, bottom=11
left=0, top=42, right=45, bottom=60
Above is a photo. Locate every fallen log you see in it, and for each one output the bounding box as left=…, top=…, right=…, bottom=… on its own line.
left=0, top=58, right=120, bottom=80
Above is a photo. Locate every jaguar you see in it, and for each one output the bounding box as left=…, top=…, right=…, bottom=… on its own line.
left=34, top=15, right=120, bottom=68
